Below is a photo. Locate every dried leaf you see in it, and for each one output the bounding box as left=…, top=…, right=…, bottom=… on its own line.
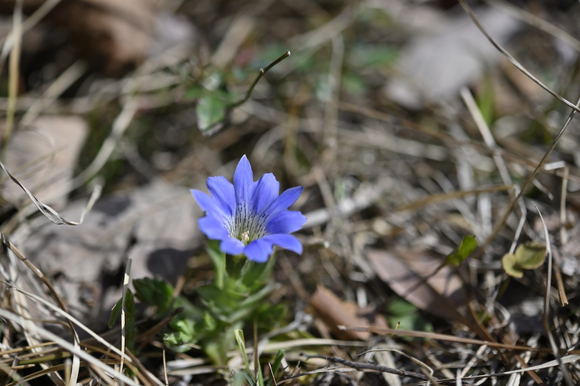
left=310, top=285, right=371, bottom=340
left=367, top=248, right=467, bottom=321
left=3, top=116, right=88, bottom=207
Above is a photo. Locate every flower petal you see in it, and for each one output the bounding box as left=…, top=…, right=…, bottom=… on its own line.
left=233, top=155, right=254, bottom=207
left=207, top=176, right=235, bottom=216
left=198, top=216, right=229, bottom=240
left=191, top=189, right=228, bottom=221
left=260, top=234, right=303, bottom=254
left=264, top=186, right=303, bottom=220
left=252, top=173, right=279, bottom=215
left=266, top=211, right=307, bottom=234
left=244, top=238, right=275, bottom=263
left=220, top=237, right=245, bottom=256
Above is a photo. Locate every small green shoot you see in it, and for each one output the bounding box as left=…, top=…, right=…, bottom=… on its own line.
left=445, top=235, right=477, bottom=266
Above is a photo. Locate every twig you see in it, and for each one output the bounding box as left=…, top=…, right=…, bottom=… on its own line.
left=119, top=258, right=132, bottom=376
left=231, top=51, right=291, bottom=108
left=136, top=307, right=184, bottom=350
left=300, top=353, right=438, bottom=382
left=342, top=326, right=580, bottom=355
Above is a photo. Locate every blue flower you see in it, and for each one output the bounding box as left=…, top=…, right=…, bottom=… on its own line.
left=192, top=155, right=307, bottom=263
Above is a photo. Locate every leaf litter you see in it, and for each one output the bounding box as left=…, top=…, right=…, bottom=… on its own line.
left=2, top=0, right=580, bottom=385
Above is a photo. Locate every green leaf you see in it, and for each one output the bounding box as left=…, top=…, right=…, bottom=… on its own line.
left=232, top=371, right=253, bottom=386
left=349, top=45, right=398, bottom=68
left=502, top=242, right=547, bottom=278
left=203, top=312, right=217, bottom=332
left=235, top=329, right=251, bottom=375
left=208, top=241, right=227, bottom=289
left=165, top=319, right=197, bottom=346
left=271, top=350, right=285, bottom=376
left=241, top=254, right=276, bottom=289
left=476, top=73, right=495, bottom=126
left=445, top=235, right=477, bottom=266
left=502, top=252, right=522, bottom=278
left=257, top=365, right=264, bottom=386
left=342, top=73, right=366, bottom=95
left=124, top=289, right=136, bottom=351
left=515, top=242, right=547, bottom=269
left=184, top=86, right=205, bottom=100
left=109, top=297, right=123, bottom=328
left=196, top=93, right=227, bottom=133
left=133, top=277, right=174, bottom=317
left=386, top=299, right=432, bottom=336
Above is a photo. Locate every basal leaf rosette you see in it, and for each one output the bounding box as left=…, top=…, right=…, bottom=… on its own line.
left=192, top=155, right=306, bottom=263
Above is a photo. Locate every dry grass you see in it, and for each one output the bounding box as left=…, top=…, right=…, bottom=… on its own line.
left=2, top=0, right=580, bottom=385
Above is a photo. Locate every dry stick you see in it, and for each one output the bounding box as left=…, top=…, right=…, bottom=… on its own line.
left=535, top=205, right=574, bottom=386
left=342, top=326, right=580, bottom=355
left=119, top=258, right=132, bottom=376
left=300, top=354, right=440, bottom=383
left=556, top=166, right=570, bottom=306
left=268, top=363, right=278, bottom=386
left=2, top=0, right=22, bottom=149
left=560, top=166, right=569, bottom=246
left=136, top=308, right=184, bottom=351
left=162, top=350, right=169, bottom=386
left=230, top=51, right=291, bottom=108
left=457, top=0, right=580, bottom=253
left=360, top=348, right=438, bottom=385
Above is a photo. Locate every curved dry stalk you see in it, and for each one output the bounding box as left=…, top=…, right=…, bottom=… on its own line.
left=534, top=204, right=574, bottom=386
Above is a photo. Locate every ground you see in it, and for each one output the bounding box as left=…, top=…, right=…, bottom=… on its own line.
left=1, top=0, right=580, bottom=385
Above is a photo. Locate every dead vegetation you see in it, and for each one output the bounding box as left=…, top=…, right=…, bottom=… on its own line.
left=1, top=0, right=580, bottom=385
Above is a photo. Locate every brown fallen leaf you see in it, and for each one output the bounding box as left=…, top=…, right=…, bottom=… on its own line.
left=310, top=285, right=387, bottom=341
left=3, top=115, right=88, bottom=207
left=367, top=248, right=467, bottom=322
